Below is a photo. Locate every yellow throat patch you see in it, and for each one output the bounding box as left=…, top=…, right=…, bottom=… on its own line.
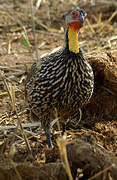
left=68, top=27, right=79, bottom=54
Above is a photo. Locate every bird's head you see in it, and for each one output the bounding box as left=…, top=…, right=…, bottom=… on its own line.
left=65, top=8, right=87, bottom=54
left=66, top=8, right=87, bottom=31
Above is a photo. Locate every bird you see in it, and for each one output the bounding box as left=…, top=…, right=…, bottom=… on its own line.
left=25, top=8, right=94, bottom=148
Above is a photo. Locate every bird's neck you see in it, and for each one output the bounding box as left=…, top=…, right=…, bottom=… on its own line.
left=65, top=26, right=79, bottom=54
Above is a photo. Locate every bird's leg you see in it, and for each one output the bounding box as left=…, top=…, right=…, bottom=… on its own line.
left=45, top=127, right=53, bottom=148
left=60, top=113, right=66, bottom=135
left=61, top=123, right=66, bottom=135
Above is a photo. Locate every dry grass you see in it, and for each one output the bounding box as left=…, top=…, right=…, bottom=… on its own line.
left=0, top=0, right=117, bottom=179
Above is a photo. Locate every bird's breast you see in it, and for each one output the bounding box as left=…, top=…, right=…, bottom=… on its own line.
left=53, top=57, right=94, bottom=108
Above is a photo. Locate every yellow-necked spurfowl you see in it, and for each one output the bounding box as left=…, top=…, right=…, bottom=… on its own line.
left=25, top=8, right=94, bottom=148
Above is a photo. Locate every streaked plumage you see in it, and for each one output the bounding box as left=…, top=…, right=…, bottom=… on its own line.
left=25, top=8, right=94, bottom=147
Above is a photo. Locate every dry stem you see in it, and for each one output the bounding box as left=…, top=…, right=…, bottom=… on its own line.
left=88, top=164, right=115, bottom=180
left=57, top=136, right=73, bottom=180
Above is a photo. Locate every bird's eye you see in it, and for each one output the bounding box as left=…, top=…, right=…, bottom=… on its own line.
left=71, top=11, right=79, bottom=18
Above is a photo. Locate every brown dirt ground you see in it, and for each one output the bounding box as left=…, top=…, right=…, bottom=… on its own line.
left=0, top=0, right=117, bottom=179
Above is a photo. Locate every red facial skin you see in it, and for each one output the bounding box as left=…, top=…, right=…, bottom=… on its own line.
left=68, top=21, right=83, bottom=31
left=72, top=11, right=80, bottom=18
left=67, top=10, right=87, bottom=31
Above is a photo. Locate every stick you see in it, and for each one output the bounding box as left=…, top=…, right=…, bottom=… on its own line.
left=0, top=122, right=41, bottom=131
left=30, top=0, right=40, bottom=65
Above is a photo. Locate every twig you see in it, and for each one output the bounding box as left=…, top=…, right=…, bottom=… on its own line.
left=9, top=157, right=22, bottom=180
left=0, top=92, right=8, bottom=96
left=35, top=0, right=42, bottom=11
left=99, top=11, right=117, bottom=32
left=0, top=71, right=12, bottom=101
left=57, top=136, right=73, bottom=180
left=0, top=122, right=41, bottom=131
left=88, top=164, right=115, bottom=180
left=55, top=108, right=61, bottom=132
left=86, top=19, right=95, bottom=34
left=13, top=109, right=32, bottom=155
left=37, top=30, right=63, bottom=37
left=0, top=117, right=59, bottom=131
left=107, top=11, right=117, bottom=24
left=10, top=85, right=16, bottom=112
left=30, top=0, right=40, bottom=66
left=0, top=71, right=32, bottom=155
left=0, top=65, right=24, bottom=72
